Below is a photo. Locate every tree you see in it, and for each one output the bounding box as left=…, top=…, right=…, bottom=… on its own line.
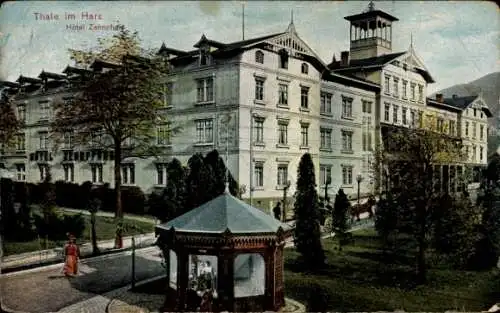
left=332, top=189, right=350, bottom=251
left=204, top=149, right=239, bottom=198
left=293, top=153, right=325, bottom=270
left=185, top=153, right=216, bottom=211
left=39, top=169, right=56, bottom=249
left=51, top=26, right=179, bottom=248
left=0, top=93, right=20, bottom=152
left=374, top=113, right=464, bottom=284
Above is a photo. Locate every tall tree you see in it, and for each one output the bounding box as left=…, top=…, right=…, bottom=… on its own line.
left=204, top=149, right=239, bottom=198
left=332, top=189, right=350, bottom=251
left=51, top=26, right=178, bottom=248
left=374, top=113, right=464, bottom=284
left=185, top=153, right=216, bottom=211
left=293, top=153, right=325, bottom=270
left=0, top=93, right=20, bottom=157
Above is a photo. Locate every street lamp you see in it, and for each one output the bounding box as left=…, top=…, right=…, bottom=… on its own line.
left=282, top=180, right=291, bottom=222
left=356, top=174, right=363, bottom=206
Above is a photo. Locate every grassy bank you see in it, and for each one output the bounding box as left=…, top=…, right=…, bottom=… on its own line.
left=3, top=214, right=155, bottom=256
left=285, top=228, right=499, bottom=312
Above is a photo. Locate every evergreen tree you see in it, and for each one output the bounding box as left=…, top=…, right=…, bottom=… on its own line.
left=332, top=189, right=350, bottom=251
left=165, top=158, right=187, bottom=219
left=293, top=153, right=325, bottom=270
left=185, top=153, right=216, bottom=211
left=204, top=149, right=239, bottom=198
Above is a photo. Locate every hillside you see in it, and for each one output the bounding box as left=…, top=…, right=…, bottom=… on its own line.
left=434, top=72, right=499, bottom=129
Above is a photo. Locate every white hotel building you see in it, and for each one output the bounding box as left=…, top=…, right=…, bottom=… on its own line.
left=0, top=5, right=491, bottom=214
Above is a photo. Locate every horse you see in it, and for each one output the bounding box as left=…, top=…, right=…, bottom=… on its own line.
left=350, top=196, right=376, bottom=222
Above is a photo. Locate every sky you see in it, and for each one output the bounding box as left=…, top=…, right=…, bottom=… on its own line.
left=0, top=1, right=498, bottom=94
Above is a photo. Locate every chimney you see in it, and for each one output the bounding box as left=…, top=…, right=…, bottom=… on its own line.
left=436, top=93, right=443, bottom=103
left=340, top=51, right=350, bottom=67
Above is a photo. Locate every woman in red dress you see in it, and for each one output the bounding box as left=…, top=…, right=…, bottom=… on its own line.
left=63, top=234, right=80, bottom=276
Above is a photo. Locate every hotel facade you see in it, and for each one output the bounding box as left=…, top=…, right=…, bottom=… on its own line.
left=0, top=5, right=492, bottom=214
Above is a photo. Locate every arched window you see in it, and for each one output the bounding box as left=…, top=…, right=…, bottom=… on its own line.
left=234, top=253, right=265, bottom=297
left=255, top=50, right=264, bottom=64
left=301, top=63, right=309, bottom=74
left=169, top=250, right=178, bottom=289
left=279, top=49, right=288, bottom=69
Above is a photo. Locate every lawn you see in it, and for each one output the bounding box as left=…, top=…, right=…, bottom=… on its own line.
left=3, top=214, right=155, bottom=256
left=284, top=228, right=499, bottom=312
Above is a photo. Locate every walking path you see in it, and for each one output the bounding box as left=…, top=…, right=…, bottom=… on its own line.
left=1, top=209, right=157, bottom=272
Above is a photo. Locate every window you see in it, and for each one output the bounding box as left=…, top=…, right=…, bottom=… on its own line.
left=91, top=164, right=103, bottom=183
left=156, top=164, right=167, bottom=185
left=319, top=165, right=332, bottom=186
left=474, top=109, right=477, bottom=117
left=40, top=101, right=50, bottom=120
left=384, top=75, right=390, bottom=94
left=15, top=164, right=25, bottom=181
left=199, top=47, right=210, bottom=66
left=480, top=125, right=484, bottom=141
left=341, top=96, right=353, bottom=118
left=393, top=78, right=399, bottom=97
left=320, top=92, right=332, bottom=114
left=15, top=133, right=25, bottom=151
left=473, top=145, right=477, bottom=161
left=402, top=80, right=408, bottom=99
left=255, top=78, right=264, bottom=101
left=320, top=128, right=332, bottom=150
left=301, top=63, right=309, bottom=74
left=277, top=164, right=288, bottom=186
left=277, top=122, right=288, bottom=145
left=410, top=83, right=416, bottom=100
left=234, top=253, right=265, bottom=298
left=472, top=122, right=476, bottom=139
left=402, top=107, right=407, bottom=125
left=121, top=164, right=135, bottom=185
left=465, top=121, right=469, bottom=137
left=39, top=131, right=48, bottom=149
left=301, top=124, right=309, bottom=146
left=63, top=164, right=74, bottom=182
left=465, top=146, right=469, bottom=160
left=254, top=118, right=264, bottom=143
left=437, top=118, right=444, bottom=133
left=342, top=165, right=353, bottom=185
left=480, top=146, right=484, bottom=162
left=163, top=82, right=173, bottom=107
left=17, top=105, right=26, bottom=122
left=157, top=124, right=171, bottom=146
left=255, top=50, right=264, bottom=64
left=254, top=162, right=264, bottom=188
left=410, top=110, right=416, bottom=127
left=300, top=87, right=309, bottom=109
left=63, top=131, right=73, bottom=149
left=418, top=85, right=423, bottom=102
left=342, top=130, right=353, bottom=151
left=449, top=120, right=456, bottom=136
left=392, top=105, right=398, bottom=123
left=362, top=100, right=372, bottom=114
left=279, top=49, right=288, bottom=69
left=195, top=119, right=213, bottom=143
left=384, top=103, right=390, bottom=121
left=278, top=84, right=288, bottom=106
left=418, top=111, right=424, bottom=128
left=196, top=77, right=214, bottom=103
left=39, top=165, right=48, bottom=181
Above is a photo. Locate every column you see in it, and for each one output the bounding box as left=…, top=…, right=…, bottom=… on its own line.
left=217, top=251, right=235, bottom=312
left=176, top=251, right=189, bottom=312
left=350, top=25, right=353, bottom=42
left=264, top=248, right=276, bottom=311
left=389, top=24, right=392, bottom=45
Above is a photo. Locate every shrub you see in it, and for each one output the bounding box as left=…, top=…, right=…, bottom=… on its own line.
left=54, top=180, right=82, bottom=209
left=307, top=283, right=330, bottom=312
left=33, top=212, right=85, bottom=241
left=121, top=186, right=146, bottom=215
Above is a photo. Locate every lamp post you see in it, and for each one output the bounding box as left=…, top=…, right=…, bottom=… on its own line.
left=356, top=174, right=363, bottom=206
left=282, top=180, right=291, bottom=222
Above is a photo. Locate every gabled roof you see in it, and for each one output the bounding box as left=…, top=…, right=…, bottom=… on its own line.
left=38, top=71, right=66, bottom=80
left=62, top=65, right=92, bottom=75
left=16, top=75, right=42, bottom=84
left=442, top=95, right=493, bottom=117
left=156, top=189, right=292, bottom=234
left=328, top=52, right=405, bottom=70
left=89, top=59, right=121, bottom=70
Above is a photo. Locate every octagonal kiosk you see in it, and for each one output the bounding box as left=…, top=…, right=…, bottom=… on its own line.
left=155, top=186, right=292, bottom=312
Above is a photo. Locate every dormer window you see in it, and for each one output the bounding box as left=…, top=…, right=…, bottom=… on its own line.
left=279, top=49, right=288, bottom=69
left=199, top=46, right=211, bottom=66
left=301, top=63, right=309, bottom=74
left=255, top=50, right=264, bottom=64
